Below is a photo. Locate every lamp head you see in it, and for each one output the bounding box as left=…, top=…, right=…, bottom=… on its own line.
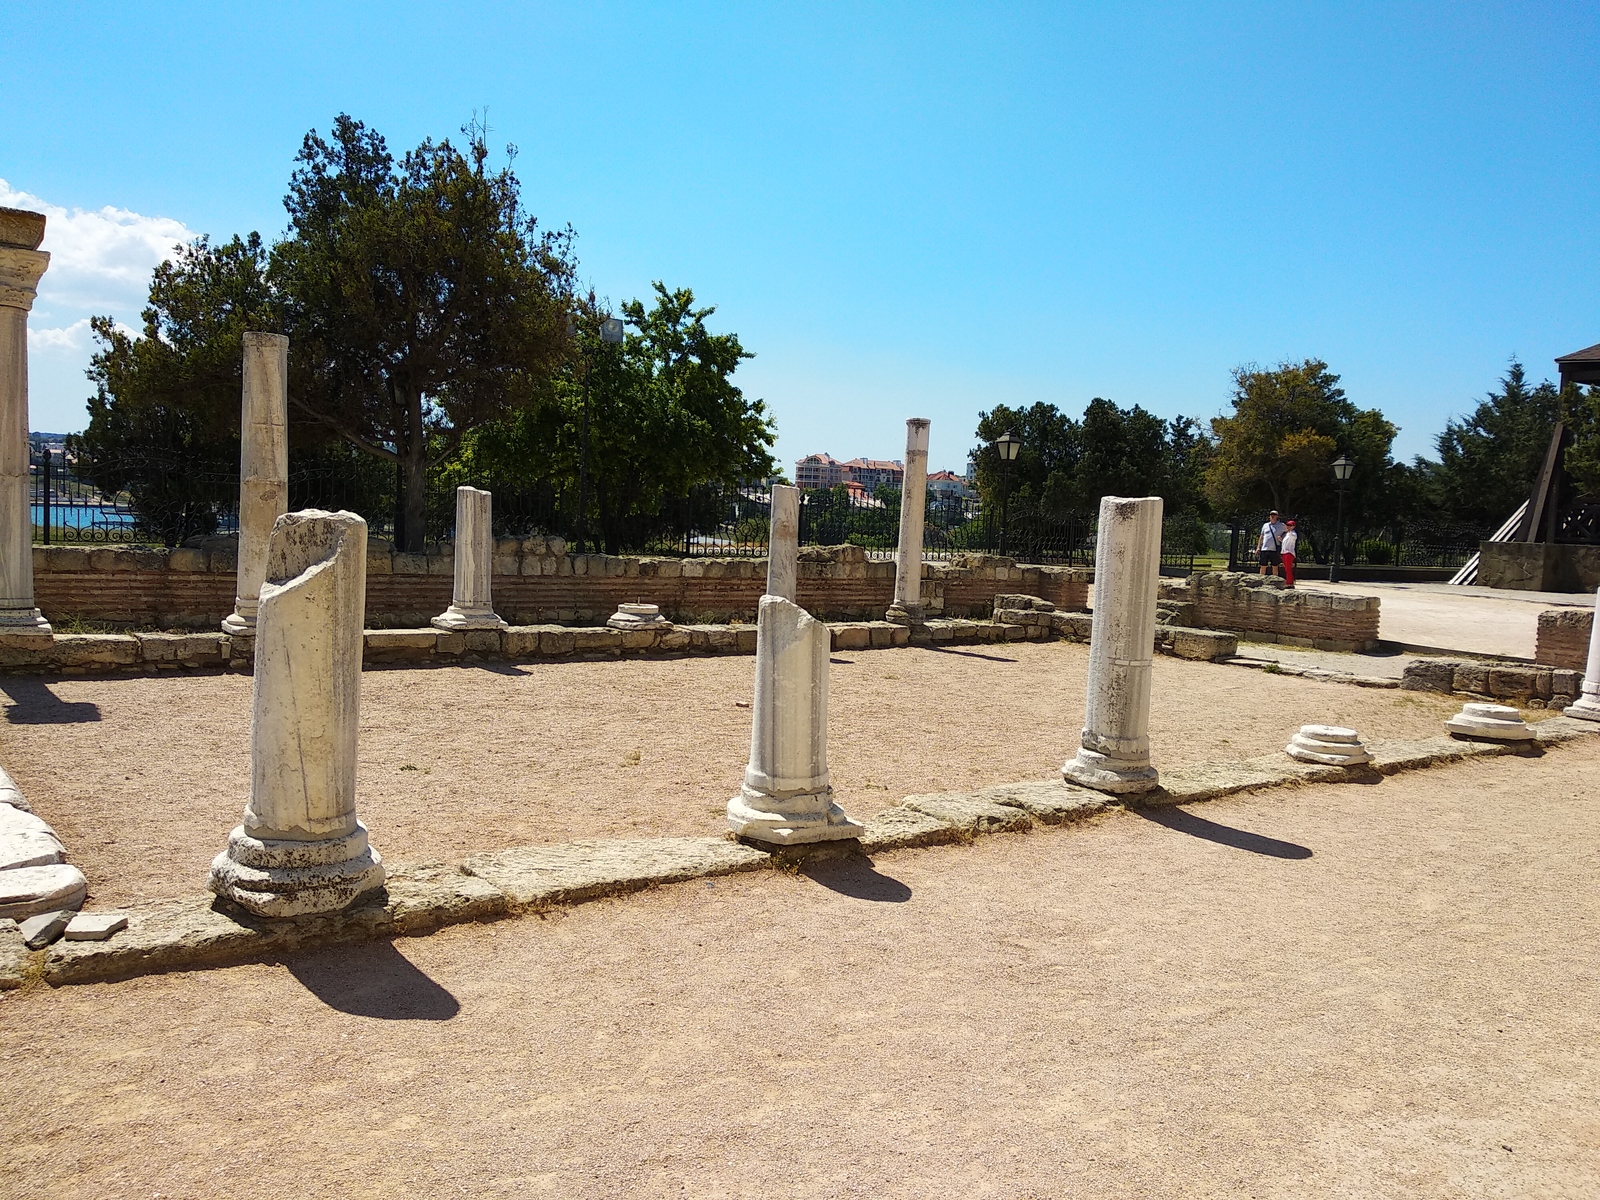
left=996, top=431, right=1022, bottom=462
left=1332, top=455, right=1354, bottom=482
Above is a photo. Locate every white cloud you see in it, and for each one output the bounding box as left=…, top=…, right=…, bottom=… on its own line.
left=1, top=180, right=195, bottom=431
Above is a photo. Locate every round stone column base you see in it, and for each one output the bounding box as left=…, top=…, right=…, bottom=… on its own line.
left=431, top=606, right=508, bottom=631
left=1063, top=748, right=1159, bottom=794
left=727, top=786, right=864, bottom=845
left=210, top=821, right=385, bottom=918
left=0, top=608, right=52, bottom=636
left=884, top=603, right=924, bottom=626
left=1563, top=695, right=1600, bottom=723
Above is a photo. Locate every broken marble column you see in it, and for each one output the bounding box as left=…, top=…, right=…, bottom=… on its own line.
left=1563, top=587, right=1600, bottom=722
left=1445, top=702, right=1533, bottom=742
left=887, top=418, right=931, bottom=624
left=767, top=483, right=800, bottom=602
left=1285, top=724, right=1371, bottom=766
left=0, top=208, right=53, bottom=636
left=727, top=594, right=863, bottom=845
left=432, top=486, right=506, bottom=631
left=211, top=510, right=385, bottom=917
left=222, top=332, right=289, bottom=635
left=1064, top=495, right=1164, bottom=793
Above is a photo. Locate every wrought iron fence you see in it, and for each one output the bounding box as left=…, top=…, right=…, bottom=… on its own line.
left=1229, top=515, right=1489, bottom=571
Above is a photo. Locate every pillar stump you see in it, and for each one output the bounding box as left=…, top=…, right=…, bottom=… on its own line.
left=767, top=483, right=800, bottom=602
left=1565, top=587, right=1600, bottom=722
left=886, top=418, right=930, bottom=624
left=1063, top=495, right=1164, bottom=794
left=222, top=332, right=289, bottom=636
left=432, top=486, right=506, bottom=630
left=0, top=208, right=53, bottom=637
left=210, top=510, right=385, bottom=917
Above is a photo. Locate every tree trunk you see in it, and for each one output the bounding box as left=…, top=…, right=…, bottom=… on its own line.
left=397, top=384, right=428, bottom=553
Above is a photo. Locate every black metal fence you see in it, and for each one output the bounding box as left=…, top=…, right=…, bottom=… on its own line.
left=1227, top=515, right=1490, bottom=571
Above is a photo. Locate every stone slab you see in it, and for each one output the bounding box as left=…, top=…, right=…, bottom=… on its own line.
left=64, top=911, right=130, bottom=941
left=383, top=863, right=512, bottom=934
left=0, top=918, right=28, bottom=989
left=20, top=908, right=72, bottom=949
left=899, top=794, right=1034, bottom=834
left=973, top=779, right=1113, bottom=824
left=0, top=863, right=86, bottom=920
left=0, top=803, right=64, bottom=870
left=461, top=837, right=770, bottom=907
left=858, top=806, right=961, bottom=853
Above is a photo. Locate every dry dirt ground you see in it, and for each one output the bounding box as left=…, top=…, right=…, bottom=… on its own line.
left=2, top=742, right=1598, bottom=1198
left=0, top=643, right=1463, bottom=907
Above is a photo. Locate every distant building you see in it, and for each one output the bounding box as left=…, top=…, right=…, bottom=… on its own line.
left=795, top=453, right=845, bottom=490
left=839, top=457, right=904, bottom=493
left=928, top=470, right=975, bottom=501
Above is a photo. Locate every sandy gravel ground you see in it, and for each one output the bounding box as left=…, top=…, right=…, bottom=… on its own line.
left=2, top=741, right=1597, bottom=1198
left=0, top=644, right=1465, bottom=907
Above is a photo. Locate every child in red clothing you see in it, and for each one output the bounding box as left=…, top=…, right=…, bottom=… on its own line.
left=1281, top=519, right=1298, bottom=588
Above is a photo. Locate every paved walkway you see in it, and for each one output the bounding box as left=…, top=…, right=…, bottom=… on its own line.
left=3, top=741, right=1598, bottom=1197
left=1296, top=580, right=1593, bottom=659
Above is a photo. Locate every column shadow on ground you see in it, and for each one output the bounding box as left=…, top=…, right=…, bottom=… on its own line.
left=0, top=678, right=101, bottom=724
left=1135, top=806, right=1313, bottom=859
left=286, top=940, right=461, bottom=1020
left=926, top=646, right=1018, bottom=663
left=801, top=857, right=913, bottom=902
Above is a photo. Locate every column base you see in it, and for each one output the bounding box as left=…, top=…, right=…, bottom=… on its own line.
left=1063, top=748, right=1159, bottom=794
left=884, top=603, right=924, bottom=626
left=1564, top=695, right=1600, bottom=723
left=0, top=608, right=52, bottom=637
left=431, top=606, right=508, bottom=631
left=727, top=786, right=864, bottom=845
left=221, top=610, right=256, bottom=636
left=209, top=821, right=386, bottom=918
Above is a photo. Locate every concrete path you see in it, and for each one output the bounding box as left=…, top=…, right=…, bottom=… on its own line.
left=2, top=740, right=1598, bottom=1197
left=1296, top=580, right=1593, bottom=659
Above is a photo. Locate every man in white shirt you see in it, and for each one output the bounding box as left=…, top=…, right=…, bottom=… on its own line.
left=1258, top=510, right=1287, bottom=577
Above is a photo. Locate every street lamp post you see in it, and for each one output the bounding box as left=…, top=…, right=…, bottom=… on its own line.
left=995, top=431, right=1021, bottom=556
left=573, top=315, right=625, bottom=554
left=1330, top=455, right=1354, bottom=584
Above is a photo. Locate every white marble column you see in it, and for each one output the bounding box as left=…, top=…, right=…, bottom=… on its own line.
left=887, top=418, right=931, bottom=624
left=1565, top=587, right=1600, bottom=722
left=727, top=595, right=863, bottom=845
left=0, top=209, right=53, bottom=636
left=433, top=485, right=505, bottom=630
left=221, top=332, right=289, bottom=636
left=767, top=483, right=800, bottom=602
left=210, top=510, right=385, bottom=917
left=1064, top=495, right=1164, bottom=793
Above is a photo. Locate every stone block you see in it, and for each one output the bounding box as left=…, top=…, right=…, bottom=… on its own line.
left=735, top=627, right=758, bottom=653
left=1552, top=669, right=1581, bottom=698
left=210, top=545, right=238, bottom=572
left=1453, top=663, right=1489, bottom=694
left=553, top=556, right=571, bottom=576
left=0, top=804, right=64, bottom=871
left=134, top=633, right=226, bottom=665
left=392, top=553, right=427, bottom=574
left=1167, top=627, right=1238, bottom=661
left=1487, top=666, right=1538, bottom=699
left=382, top=863, right=510, bottom=935
left=618, top=629, right=657, bottom=651
left=493, top=555, right=519, bottom=576
left=426, top=553, right=454, bottom=576
left=499, top=627, right=539, bottom=656
left=572, top=627, right=621, bottom=653
left=38, top=545, right=91, bottom=572
left=21, top=909, right=73, bottom=949
left=901, top=793, right=1033, bottom=834
left=434, top=631, right=466, bottom=656
left=364, top=629, right=439, bottom=657
left=859, top=806, right=960, bottom=852
left=539, top=628, right=576, bottom=655
left=461, top=836, right=768, bottom=907
left=831, top=624, right=870, bottom=651
left=868, top=623, right=892, bottom=648
left=462, top=630, right=501, bottom=654
left=64, top=912, right=129, bottom=941
left=168, top=548, right=209, bottom=573
left=978, top=780, right=1111, bottom=825
left=658, top=629, right=690, bottom=651
left=50, top=635, right=139, bottom=667
left=656, top=559, right=682, bottom=579
left=1400, top=660, right=1455, bottom=693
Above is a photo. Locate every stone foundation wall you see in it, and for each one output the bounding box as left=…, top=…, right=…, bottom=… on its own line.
left=1184, top=572, right=1380, bottom=652
left=1401, top=657, right=1582, bottom=709
left=30, top=542, right=1089, bottom=630
left=1479, top=541, right=1600, bottom=593
left=1536, top=607, right=1592, bottom=671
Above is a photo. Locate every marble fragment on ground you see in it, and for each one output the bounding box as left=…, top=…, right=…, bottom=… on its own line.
left=1445, top=702, right=1534, bottom=742
left=0, top=802, right=64, bottom=870
left=210, top=510, right=386, bottom=917
left=0, top=862, right=86, bottom=920
left=20, top=908, right=72, bottom=949
left=1285, top=724, right=1372, bottom=766
left=64, top=911, right=128, bottom=941
left=1064, top=494, right=1163, bottom=793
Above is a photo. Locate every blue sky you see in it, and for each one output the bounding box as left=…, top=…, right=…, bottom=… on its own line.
left=6, top=2, right=1597, bottom=475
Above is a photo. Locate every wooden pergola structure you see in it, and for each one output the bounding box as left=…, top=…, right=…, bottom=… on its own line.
left=1556, top=341, right=1600, bottom=389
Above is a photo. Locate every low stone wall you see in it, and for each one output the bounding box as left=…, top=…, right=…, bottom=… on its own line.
left=30, top=542, right=1089, bottom=629
left=1479, top=541, right=1600, bottom=593
left=993, top=597, right=1239, bottom=662
left=1536, top=607, right=1592, bottom=671
left=1184, top=572, right=1380, bottom=652
left=1400, top=657, right=1582, bottom=708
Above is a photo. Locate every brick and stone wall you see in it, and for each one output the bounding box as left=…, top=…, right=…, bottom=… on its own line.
left=1536, top=607, right=1592, bottom=671
left=29, top=541, right=1089, bottom=630
left=1401, top=657, right=1582, bottom=709
left=1183, top=572, right=1380, bottom=652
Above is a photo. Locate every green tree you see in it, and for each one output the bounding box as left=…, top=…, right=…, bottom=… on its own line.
left=77, top=234, right=278, bottom=544
left=1205, top=359, right=1400, bottom=536
left=273, top=114, right=575, bottom=550
left=466, top=284, right=777, bottom=553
